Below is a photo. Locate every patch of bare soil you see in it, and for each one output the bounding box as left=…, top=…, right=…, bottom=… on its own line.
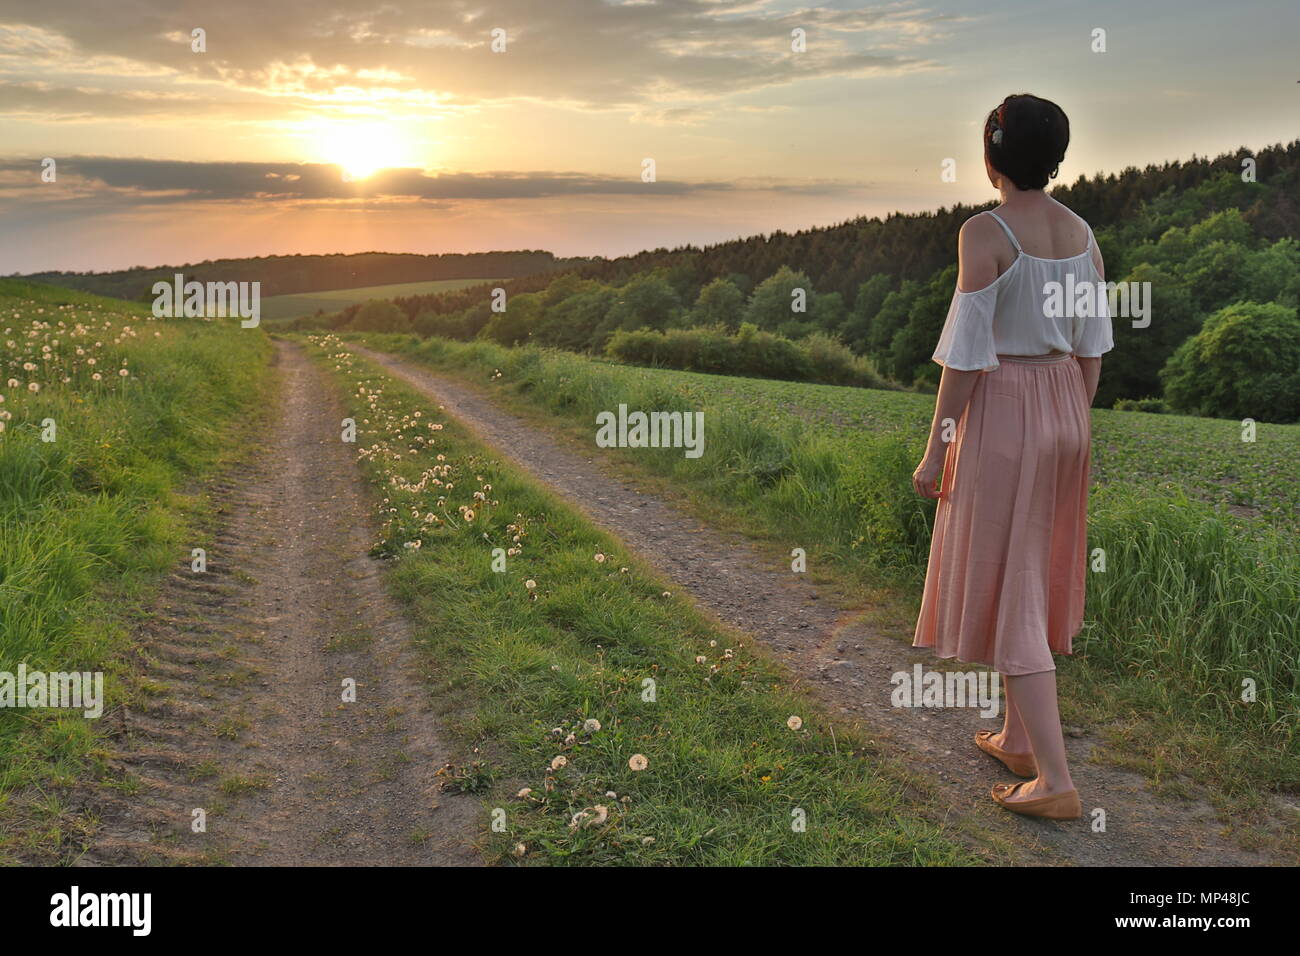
left=355, top=344, right=1289, bottom=868
left=76, top=342, right=479, bottom=866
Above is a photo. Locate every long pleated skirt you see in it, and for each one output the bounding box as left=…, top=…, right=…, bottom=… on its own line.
left=912, top=352, right=1091, bottom=675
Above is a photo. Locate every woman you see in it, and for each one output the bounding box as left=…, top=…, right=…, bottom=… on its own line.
left=911, top=94, right=1114, bottom=820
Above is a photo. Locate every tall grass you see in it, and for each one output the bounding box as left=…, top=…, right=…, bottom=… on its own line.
left=1082, top=487, right=1297, bottom=730
left=0, top=283, right=271, bottom=853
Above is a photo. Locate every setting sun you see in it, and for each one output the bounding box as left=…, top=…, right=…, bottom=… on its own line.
left=318, top=122, right=412, bottom=181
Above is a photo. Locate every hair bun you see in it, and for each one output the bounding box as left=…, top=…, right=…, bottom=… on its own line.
left=984, top=93, right=1070, bottom=190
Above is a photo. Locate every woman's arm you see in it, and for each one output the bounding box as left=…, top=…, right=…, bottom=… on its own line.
left=912, top=216, right=999, bottom=499
left=1075, top=356, right=1101, bottom=405
left=913, top=366, right=981, bottom=499
left=1074, top=238, right=1105, bottom=405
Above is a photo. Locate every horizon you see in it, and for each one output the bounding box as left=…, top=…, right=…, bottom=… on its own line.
left=2, top=0, right=1298, bottom=273
left=12, top=136, right=1293, bottom=279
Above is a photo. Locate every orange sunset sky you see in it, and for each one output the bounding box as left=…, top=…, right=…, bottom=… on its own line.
left=0, top=0, right=1296, bottom=273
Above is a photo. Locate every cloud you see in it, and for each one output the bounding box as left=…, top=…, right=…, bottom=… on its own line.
left=0, top=156, right=873, bottom=217
left=0, top=155, right=727, bottom=202
left=0, top=1, right=948, bottom=121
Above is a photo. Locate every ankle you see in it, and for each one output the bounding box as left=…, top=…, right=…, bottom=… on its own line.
left=1034, top=774, right=1074, bottom=793
left=995, top=730, right=1030, bottom=751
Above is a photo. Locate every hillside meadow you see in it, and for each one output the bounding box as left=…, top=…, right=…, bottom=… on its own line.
left=346, top=332, right=1300, bottom=824
left=0, top=279, right=980, bottom=864
left=261, top=277, right=501, bottom=322
left=0, top=280, right=272, bottom=859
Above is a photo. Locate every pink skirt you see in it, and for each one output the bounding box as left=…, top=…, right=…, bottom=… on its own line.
left=912, top=353, right=1091, bottom=675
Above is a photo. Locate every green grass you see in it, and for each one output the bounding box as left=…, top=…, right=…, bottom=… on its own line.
left=0, top=279, right=272, bottom=862
left=260, top=278, right=500, bottom=322
left=385, top=345, right=1299, bottom=532
left=304, top=333, right=985, bottom=866
left=339, top=332, right=1300, bottom=841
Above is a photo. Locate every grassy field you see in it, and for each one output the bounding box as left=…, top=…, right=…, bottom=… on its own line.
left=0, top=280, right=271, bottom=861
left=344, top=333, right=1300, bottom=834
left=260, top=278, right=499, bottom=321
left=303, top=333, right=985, bottom=865
left=431, top=354, right=1299, bottom=533
left=4, top=273, right=1291, bottom=861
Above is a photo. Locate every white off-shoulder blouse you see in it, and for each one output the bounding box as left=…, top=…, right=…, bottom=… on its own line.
left=932, top=210, right=1115, bottom=372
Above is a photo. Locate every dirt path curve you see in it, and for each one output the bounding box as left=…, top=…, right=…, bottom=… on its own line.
left=80, top=342, right=479, bottom=866
left=355, top=345, right=1279, bottom=868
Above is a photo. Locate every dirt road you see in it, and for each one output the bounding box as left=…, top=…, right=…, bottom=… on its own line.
left=354, top=344, right=1283, bottom=868
left=82, top=342, right=479, bottom=866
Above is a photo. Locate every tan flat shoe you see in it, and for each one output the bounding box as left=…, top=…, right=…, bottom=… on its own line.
left=991, top=781, right=1082, bottom=820
left=975, top=731, right=1037, bottom=778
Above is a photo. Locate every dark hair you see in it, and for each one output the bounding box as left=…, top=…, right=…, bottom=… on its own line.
left=984, top=93, right=1069, bottom=190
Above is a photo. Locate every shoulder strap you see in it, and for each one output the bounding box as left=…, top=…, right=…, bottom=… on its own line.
left=984, top=211, right=1022, bottom=254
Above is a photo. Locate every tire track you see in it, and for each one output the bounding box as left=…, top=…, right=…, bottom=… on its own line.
left=79, top=342, right=480, bottom=866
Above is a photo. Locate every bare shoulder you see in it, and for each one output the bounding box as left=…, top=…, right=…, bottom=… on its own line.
left=1048, top=194, right=1094, bottom=237
left=958, top=211, right=1001, bottom=246
left=1047, top=193, right=1083, bottom=221
left=955, top=212, right=1001, bottom=292
left=1052, top=199, right=1107, bottom=277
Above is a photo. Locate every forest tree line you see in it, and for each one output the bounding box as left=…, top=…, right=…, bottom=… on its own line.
left=306, top=140, right=1300, bottom=421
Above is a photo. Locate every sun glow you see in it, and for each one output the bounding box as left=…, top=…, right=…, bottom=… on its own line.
left=315, top=122, right=414, bottom=181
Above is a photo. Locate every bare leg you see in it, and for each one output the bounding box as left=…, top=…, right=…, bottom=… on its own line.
left=1001, top=669, right=1074, bottom=800
left=989, top=674, right=1031, bottom=753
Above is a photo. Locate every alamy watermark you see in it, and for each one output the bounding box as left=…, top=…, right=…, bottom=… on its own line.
left=1042, top=274, right=1151, bottom=328
left=595, top=404, right=704, bottom=458
left=891, top=663, right=1000, bottom=718
left=49, top=886, right=151, bottom=936
left=151, top=274, right=261, bottom=327
left=0, top=665, right=103, bottom=718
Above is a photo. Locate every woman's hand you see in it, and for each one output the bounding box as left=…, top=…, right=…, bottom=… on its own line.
left=912, top=452, right=945, bottom=500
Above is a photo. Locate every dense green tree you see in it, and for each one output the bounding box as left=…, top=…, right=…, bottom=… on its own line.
left=605, top=272, right=681, bottom=332
left=346, top=299, right=411, bottom=333
left=1187, top=208, right=1254, bottom=247
left=413, top=300, right=492, bottom=340
left=688, top=277, right=746, bottom=331
left=539, top=272, right=596, bottom=308
left=1094, top=263, right=1199, bottom=408
left=1242, top=238, right=1300, bottom=307
left=478, top=292, right=542, bottom=346
left=1161, top=301, right=1300, bottom=422
left=535, top=285, right=618, bottom=352
left=837, top=274, right=893, bottom=352
left=725, top=272, right=755, bottom=298
left=745, top=266, right=814, bottom=332
left=810, top=291, right=847, bottom=335
left=866, top=279, right=922, bottom=360
left=887, top=266, right=957, bottom=386
left=1178, top=239, right=1250, bottom=313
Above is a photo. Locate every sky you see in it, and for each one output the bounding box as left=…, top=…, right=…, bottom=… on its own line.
left=0, top=0, right=1296, bottom=274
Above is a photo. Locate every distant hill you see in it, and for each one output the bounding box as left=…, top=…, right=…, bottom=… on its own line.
left=17, top=250, right=594, bottom=302
left=260, top=278, right=503, bottom=322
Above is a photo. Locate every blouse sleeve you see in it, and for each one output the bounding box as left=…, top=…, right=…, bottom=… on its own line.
left=1072, top=281, right=1115, bottom=358
left=932, top=286, right=999, bottom=372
